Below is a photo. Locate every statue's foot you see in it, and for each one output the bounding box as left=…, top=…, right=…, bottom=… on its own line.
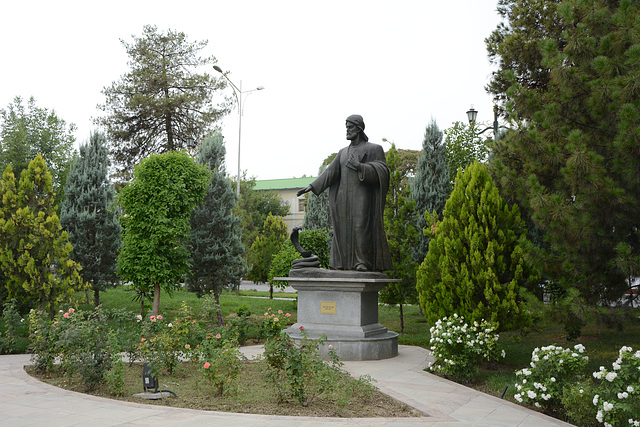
left=355, top=264, right=368, bottom=272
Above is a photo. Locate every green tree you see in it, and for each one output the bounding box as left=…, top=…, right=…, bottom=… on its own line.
left=486, top=0, right=640, bottom=303
left=60, top=132, right=121, bottom=307
left=416, top=162, right=539, bottom=331
left=117, top=151, right=210, bottom=315
left=0, top=96, right=77, bottom=208
left=0, top=156, right=85, bottom=317
left=410, top=119, right=451, bottom=265
left=247, top=213, right=287, bottom=298
left=234, top=175, right=289, bottom=254
left=96, top=25, right=231, bottom=179
left=188, top=133, right=245, bottom=325
left=443, top=121, right=491, bottom=183
left=382, top=143, right=419, bottom=333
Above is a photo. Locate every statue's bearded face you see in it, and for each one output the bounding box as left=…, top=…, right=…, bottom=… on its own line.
left=346, top=123, right=359, bottom=140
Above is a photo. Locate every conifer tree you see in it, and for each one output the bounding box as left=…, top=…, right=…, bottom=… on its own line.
left=60, top=132, right=121, bottom=306
left=416, top=162, right=538, bottom=330
left=410, top=119, right=450, bottom=264
left=486, top=0, right=640, bottom=303
left=96, top=25, right=230, bottom=179
left=0, top=155, right=85, bottom=317
left=188, top=133, right=245, bottom=325
left=0, top=96, right=77, bottom=208
left=381, top=144, right=419, bottom=333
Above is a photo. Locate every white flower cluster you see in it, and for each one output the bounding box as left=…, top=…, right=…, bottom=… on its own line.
left=591, top=346, right=640, bottom=427
left=513, top=343, right=589, bottom=410
left=428, top=314, right=500, bottom=380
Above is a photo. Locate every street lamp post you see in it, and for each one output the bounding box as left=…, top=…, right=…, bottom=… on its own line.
left=213, top=65, right=264, bottom=197
left=466, top=104, right=504, bottom=139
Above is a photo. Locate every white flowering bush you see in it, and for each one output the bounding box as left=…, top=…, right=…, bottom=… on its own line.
left=513, top=344, right=589, bottom=410
left=428, top=314, right=500, bottom=382
left=591, top=346, right=640, bottom=427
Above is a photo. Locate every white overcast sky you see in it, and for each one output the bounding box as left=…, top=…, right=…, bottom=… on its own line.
left=0, top=0, right=503, bottom=180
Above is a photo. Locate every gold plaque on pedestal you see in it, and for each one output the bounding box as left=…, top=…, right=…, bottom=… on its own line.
left=320, top=301, right=337, bottom=315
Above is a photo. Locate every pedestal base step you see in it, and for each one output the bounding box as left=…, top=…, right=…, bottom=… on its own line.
left=284, top=328, right=398, bottom=361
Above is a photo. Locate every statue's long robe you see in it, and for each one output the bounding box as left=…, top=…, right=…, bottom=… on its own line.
left=309, top=141, right=392, bottom=271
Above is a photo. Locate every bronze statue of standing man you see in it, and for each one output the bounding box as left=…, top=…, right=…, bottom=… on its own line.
left=298, top=115, right=392, bottom=272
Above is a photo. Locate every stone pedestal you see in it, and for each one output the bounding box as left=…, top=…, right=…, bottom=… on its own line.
left=275, top=269, right=399, bottom=361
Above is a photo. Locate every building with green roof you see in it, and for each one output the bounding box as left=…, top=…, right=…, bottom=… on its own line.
left=254, top=176, right=316, bottom=233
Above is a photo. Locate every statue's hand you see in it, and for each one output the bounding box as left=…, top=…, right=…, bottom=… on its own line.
left=347, top=154, right=362, bottom=172
left=297, top=185, right=312, bottom=197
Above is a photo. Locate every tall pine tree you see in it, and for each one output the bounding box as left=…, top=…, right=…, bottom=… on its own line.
left=486, top=0, right=640, bottom=303
left=188, top=133, right=245, bottom=325
left=0, top=156, right=85, bottom=317
left=60, top=132, right=121, bottom=306
left=410, top=119, right=450, bottom=264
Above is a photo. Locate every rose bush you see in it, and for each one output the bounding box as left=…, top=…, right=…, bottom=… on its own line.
left=513, top=344, right=589, bottom=410
left=591, top=346, right=640, bottom=427
left=428, top=314, right=501, bottom=382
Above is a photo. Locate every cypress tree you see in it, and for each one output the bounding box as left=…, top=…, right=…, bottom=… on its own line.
left=60, top=132, right=121, bottom=306
left=410, top=119, right=450, bottom=264
left=188, top=133, right=245, bottom=325
left=0, top=156, right=85, bottom=317
left=416, top=162, right=538, bottom=330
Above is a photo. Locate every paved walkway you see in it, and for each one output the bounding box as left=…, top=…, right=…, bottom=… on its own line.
left=0, top=345, right=572, bottom=426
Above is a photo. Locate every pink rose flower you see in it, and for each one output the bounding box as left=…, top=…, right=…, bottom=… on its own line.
left=204, top=362, right=211, bottom=369
left=299, top=326, right=304, bottom=330
left=215, top=334, right=221, bottom=339
left=278, top=310, right=283, bottom=314
left=285, top=313, right=291, bottom=318
left=141, top=338, right=146, bottom=342
left=68, top=308, right=75, bottom=313
left=150, top=316, right=156, bottom=322
left=63, top=312, right=69, bottom=319
left=157, top=315, right=163, bottom=320
left=274, top=317, right=279, bottom=322
left=185, top=344, right=190, bottom=349
left=329, top=344, right=333, bottom=349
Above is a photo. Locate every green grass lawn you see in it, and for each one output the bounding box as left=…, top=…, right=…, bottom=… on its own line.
left=72, top=286, right=297, bottom=322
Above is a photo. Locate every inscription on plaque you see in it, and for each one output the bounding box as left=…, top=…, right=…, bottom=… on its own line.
left=320, top=301, right=337, bottom=315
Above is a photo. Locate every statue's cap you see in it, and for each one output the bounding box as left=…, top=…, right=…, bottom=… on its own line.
left=346, top=115, right=368, bottom=141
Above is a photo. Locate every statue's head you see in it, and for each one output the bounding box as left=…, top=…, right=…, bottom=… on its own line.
left=345, top=115, right=368, bottom=142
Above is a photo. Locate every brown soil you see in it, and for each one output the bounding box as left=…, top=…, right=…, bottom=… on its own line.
left=27, top=360, right=422, bottom=418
